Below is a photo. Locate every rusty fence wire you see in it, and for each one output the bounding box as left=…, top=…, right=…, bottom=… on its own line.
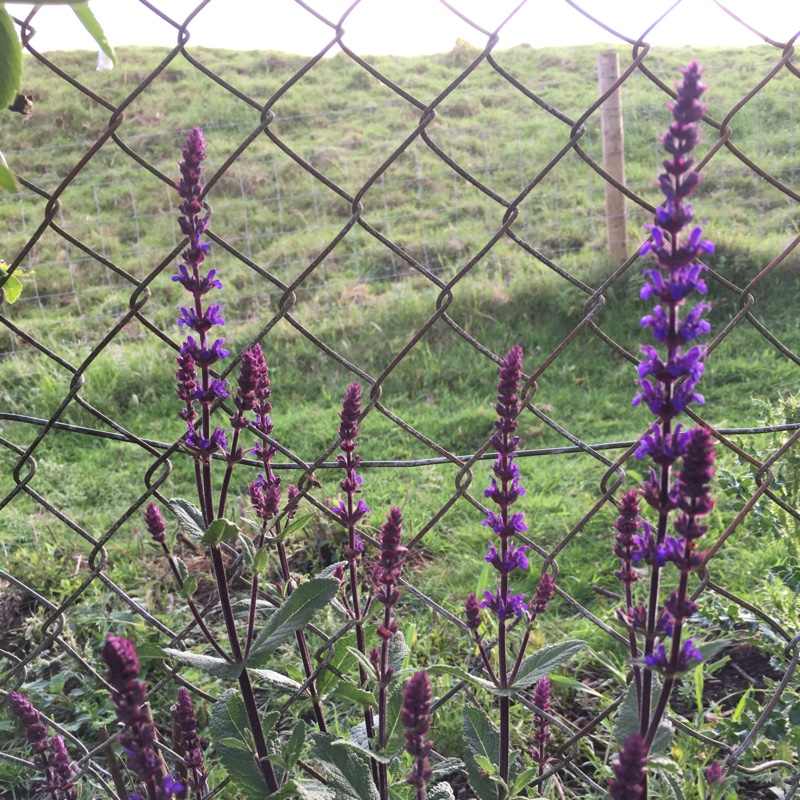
left=0, top=0, right=799, bottom=798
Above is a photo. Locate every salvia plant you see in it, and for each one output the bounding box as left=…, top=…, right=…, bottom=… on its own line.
left=4, top=64, right=738, bottom=800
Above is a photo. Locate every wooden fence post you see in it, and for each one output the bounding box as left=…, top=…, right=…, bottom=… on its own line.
left=598, top=51, right=628, bottom=263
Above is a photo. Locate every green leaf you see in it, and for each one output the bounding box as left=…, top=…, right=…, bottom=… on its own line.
left=319, top=560, right=347, bottom=579
left=277, top=512, right=316, bottom=540
left=210, top=690, right=268, bottom=800
left=695, top=639, right=730, bottom=663
left=317, top=632, right=357, bottom=695
left=387, top=631, right=409, bottom=674
left=508, top=640, right=586, bottom=691
left=330, top=680, right=375, bottom=708
left=167, top=498, right=206, bottom=540
left=332, top=738, right=391, bottom=765
left=428, top=784, right=456, bottom=800
left=174, top=557, right=189, bottom=583
left=462, top=706, right=500, bottom=800
left=232, top=599, right=275, bottom=621
left=253, top=548, right=270, bottom=573
left=247, top=668, right=302, bottom=693
left=419, top=664, right=496, bottom=693
left=431, top=758, right=464, bottom=777
left=266, top=781, right=304, bottom=800
left=0, top=7, right=22, bottom=110
left=0, top=155, right=16, bottom=192
left=247, top=578, right=339, bottom=665
left=284, top=720, right=306, bottom=773
left=381, top=683, right=405, bottom=754
left=179, top=574, right=198, bottom=599
left=473, top=755, right=496, bottom=775
left=71, top=2, right=114, bottom=63
left=239, top=533, right=256, bottom=568
left=219, top=737, right=254, bottom=752
left=614, top=681, right=673, bottom=755
left=162, top=648, right=242, bottom=680
left=311, top=732, right=380, bottom=800
left=0, top=269, right=22, bottom=301
left=346, top=647, right=378, bottom=682
left=512, top=766, right=540, bottom=795
left=203, top=518, right=238, bottom=546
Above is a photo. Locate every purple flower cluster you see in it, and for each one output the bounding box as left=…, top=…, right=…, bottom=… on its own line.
left=101, top=636, right=182, bottom=800
left=633, top=62, right=712, bottom=425
left=7, top=692, right=77, bottom=800
left=609, top=733, right=648, bottom=800
left=172, top=127, right=228, bottom=461
left=532, top=676, right=551, bottom=777
left=333, top=383, right=370, bottom=558
left=478, top=346, right=530, bottom=619
left=372, top=508, right=407, bottom=642
left=175, top=688, right=208, bottom=799
left=402, top=671, right=434, bottom=798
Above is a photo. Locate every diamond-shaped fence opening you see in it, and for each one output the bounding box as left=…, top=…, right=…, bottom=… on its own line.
left=0, top=1, right=799, bottom=798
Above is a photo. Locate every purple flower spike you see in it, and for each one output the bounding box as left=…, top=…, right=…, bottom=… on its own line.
left=485, top=539, right=528, bottom=574
left=705, top=760, right=725, bottom=785
left=531, top=572, right=556, bottom=616
left=372, top=508, right=407, bottom=640
left=465, top=593, right=483, bottom=632
left=402, top=671, right=434, bottom=795
left=46, top=734, right=78, bottom=800
left=143, top=503, right=167, bottom=545
left=234, top=345, right=270, bottom=422
left=176, top=688, right=208, bottom=799
left=101, top=636, right=179, bottom=800
left=609, top=733, right=648, bottom=800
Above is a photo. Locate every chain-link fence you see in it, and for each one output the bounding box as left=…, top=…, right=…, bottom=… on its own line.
left=0, top=1, right=799, bottom=798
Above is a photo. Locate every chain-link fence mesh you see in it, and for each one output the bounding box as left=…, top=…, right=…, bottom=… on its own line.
left=0, top=1, right=799, bottom=798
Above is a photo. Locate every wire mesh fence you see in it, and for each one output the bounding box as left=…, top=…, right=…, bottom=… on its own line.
left=0, top=0, right=799, bottom=798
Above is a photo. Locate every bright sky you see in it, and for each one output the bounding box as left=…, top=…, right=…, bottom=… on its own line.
left=10, top=0, right=800, bottom=57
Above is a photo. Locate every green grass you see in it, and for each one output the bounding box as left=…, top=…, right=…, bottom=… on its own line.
left=1, top=41, right=799, bottom=799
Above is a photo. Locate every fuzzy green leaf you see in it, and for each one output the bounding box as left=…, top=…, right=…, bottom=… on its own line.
left=161, top=648, right=242, bottom=680
left=330, top=680, right=375, bottom=708
left=179, top=574, right=198, bottom=599
left=209, top=690, right=267, bottom=799
left=428, top=784, right=456, bottom=800
left=239, top=533, right=256, bottom=568
left=387, top=631, right=409, bottom=673
left=0, top=7, right=22, bottom=110
left=311, top=732, right=380, bottom=800
left=317, top=632, right=357, bottom=695
left=276, top=512, right=316, bottom=540
left=202, top=518, right=238, bottom=546
left=167, top=498, right=206, bottom=540
left=614, top=681, right=673, bottom=755
left=71, top=2, right=114, bottom=63
left=247, top=668, right=302, bottom=693
left=462, top=705, right=500, bottom=800
left=284, top=720, right=306, bottom=773
left=253, top=548, right=270, bottom=573
left=247, top=578, right=338, bottom=665
left=508, top=640, right=586, bottom=691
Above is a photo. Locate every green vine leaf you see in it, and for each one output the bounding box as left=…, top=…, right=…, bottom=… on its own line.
left=0, top=7, right=22, bottom=110
left=70, top=2, right=114, bottom=63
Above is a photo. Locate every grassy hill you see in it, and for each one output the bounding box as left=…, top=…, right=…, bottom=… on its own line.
left=0, top=43, right=799, bottom=795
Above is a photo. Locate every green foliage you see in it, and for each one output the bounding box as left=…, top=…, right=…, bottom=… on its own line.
left=246, top=577, right=339, bottom=666
left=462, top=705, right=500, bottom=800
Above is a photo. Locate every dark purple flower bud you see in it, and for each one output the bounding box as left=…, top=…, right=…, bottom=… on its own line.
left=485, top=540, right=528, bottom=573
left=533, top=676, right=550, bottom=765
left=373, top=508, right=407, bottom=617
left=664, top=590, right=698, bottom=622
left=705, top=760, right=725, bottom=785
left=612, top=490, right=642, bottom=586
left=338, top=382, right=362, bottom=453
left=175, top=351, right=197, bottom=421
left=342, top=533, right=365, bottom=562
left=102, top=636, right=140, bottom=687
left=480, top=589, right=528, bottom=620
left=8, top=691, right=49, bottom=756
left=465, top=593, right=482, bottom=632
left=234, top=345, right=270, bottom=420
left=176, top=688, right=207, bottom=798
left=46, top=735, right=78, bottom=800
left=403, top=671, right=434, bottom=793
left=143, top=503, right=167, bottom=545
left=531, top=572, right=556, bottom=616
left=493, top=345, right=524, bottom=435
left=674, top=427, right=716, bottom=523
left=609, top=733, right=648, bottom=800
